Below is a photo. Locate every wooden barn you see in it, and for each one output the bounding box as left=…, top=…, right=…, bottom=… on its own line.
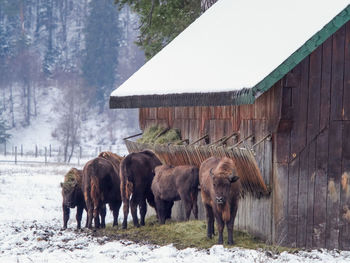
left=110, top=0, right=350, bottom=249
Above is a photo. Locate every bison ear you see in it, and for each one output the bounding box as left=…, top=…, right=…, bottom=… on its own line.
left=209, top=168, right=214, bottom=178
left=229, top=175, right=240, bottom=183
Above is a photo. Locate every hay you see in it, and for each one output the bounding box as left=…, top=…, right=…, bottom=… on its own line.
left=137, top=125, right=182, bottom=145
left=62, top=168, right=78, bottom=191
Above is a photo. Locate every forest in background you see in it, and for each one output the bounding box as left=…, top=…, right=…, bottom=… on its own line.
left=0, top=0, right=202, bottom=162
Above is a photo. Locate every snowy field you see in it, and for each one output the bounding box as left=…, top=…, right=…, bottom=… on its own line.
left=1, top=163, right=350, bottom=263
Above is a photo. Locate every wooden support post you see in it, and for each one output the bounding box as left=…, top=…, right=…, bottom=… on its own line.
left=35, top=145, right=38, bottom=158
left=45, top=147, right=47, bottom=164
left=15, top=146, right=17, bottom=164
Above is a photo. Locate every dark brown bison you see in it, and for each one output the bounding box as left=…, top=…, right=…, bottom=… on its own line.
left=152, top=165, right=199, bottom=224
left=61, top=168, right=87, bottom=229
left=82, top=155, right=122, bottom=229
left=120, top=150, right=162, bottom=229
left=199, top=156, right=241, bottom=245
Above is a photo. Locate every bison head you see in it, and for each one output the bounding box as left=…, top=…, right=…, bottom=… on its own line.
left=210, top=168, right=239, bottom=205
left=61, top=182, right=78, bottom=208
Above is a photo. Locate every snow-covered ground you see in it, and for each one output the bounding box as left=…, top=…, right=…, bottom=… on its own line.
left=1, top=163, right=350, bottom=262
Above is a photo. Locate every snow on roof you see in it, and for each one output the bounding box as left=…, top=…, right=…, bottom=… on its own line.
left=110, top=0, right=350, bottom=107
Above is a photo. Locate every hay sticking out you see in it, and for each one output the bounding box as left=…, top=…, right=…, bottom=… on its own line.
left=62, top=168, right=78, bottom=191
left=137, top=125, right=182, bottom=145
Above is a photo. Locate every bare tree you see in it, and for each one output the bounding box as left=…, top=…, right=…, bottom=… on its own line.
left=10, top=50, right=42, bottom=127
left=53, top=71, right=84, bottom=163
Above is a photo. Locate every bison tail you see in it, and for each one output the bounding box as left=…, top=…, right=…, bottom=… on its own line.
left=90, top=175, right=100, bottom=210
left=120, top=158, right=133, bottom=202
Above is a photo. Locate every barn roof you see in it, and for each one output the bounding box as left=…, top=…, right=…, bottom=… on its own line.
left=110, top=0, right=350, bottom=109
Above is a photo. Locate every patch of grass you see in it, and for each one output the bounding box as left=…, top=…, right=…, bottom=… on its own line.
left=96, top=216, right=291, bottom=252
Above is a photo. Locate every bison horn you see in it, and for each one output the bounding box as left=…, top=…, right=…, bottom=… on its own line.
left=209, top=168, right=214, bottom=178
left=228, top=174, right=240, bottom=183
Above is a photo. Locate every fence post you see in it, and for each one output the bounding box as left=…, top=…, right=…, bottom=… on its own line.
left=49, top=144, right=52, bottom=157
left=109, top=145, right=112, bottom=152
left=4, top=141, right=6, bottom=156
left=80, top=146, right=82, bottom=159
left=35, top=145, right=38, bottom=158
left=15, top=146, right=17, bottom=164
left=45, top=147, right=47, bottom=164
left=95, top=147, right=98, bottom=156
left=21, top=144, right=23, bottom=157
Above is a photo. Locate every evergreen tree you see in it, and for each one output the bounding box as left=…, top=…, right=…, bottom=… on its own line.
left=115, top=0, right=201, bottom=59
left=82, top=0, right=122, bottom=112
left=0, top=107, right=10, bottom=143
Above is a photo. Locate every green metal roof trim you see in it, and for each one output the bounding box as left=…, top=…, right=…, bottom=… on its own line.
left=251, top=4, right=350, bottom=100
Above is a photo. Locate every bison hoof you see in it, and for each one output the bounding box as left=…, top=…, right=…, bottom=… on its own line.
left=122, top=223, right=127, bottom=229
left=228, top=240, right=235, bottom=245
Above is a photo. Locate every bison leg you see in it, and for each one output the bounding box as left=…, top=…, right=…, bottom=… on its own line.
left=76, top=205, right=84, bottom=229
left=204, top=204, right=214, bottom=238
left=100, top=204, right=107, bottom=228
left=215, top=215, right=224, bottom=244
left=140, top=199, right=147, bottom=226
left=62, top=204, right=70, bottom=229
left=130, top=195, right=140, bottom=227
left=85, top=199, right=94, bottom=229
left=122, top=198, right=130, bottom=229
left=227, top=205, right=238, bottom=245
left=165, top=201, right=174, bottom=219
left=183, top=198, right=193, bottom=221
left=93, top=204, right=101, bottom=229
left=84, top=208, right=89, bottom=228
left=192, top=191, right=199, bottom=220
left=110, top=201, right=121, bottom=227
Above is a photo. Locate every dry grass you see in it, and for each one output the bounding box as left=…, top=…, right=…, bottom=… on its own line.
left=95, top=216, right=292, bottom=253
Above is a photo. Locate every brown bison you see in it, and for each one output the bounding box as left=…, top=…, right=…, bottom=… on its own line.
left=152, top=165, right=199, bottom=224
left=61, top=168, right=88, bottom=229
left=199, top=156, right=241, bottom=245
left=82, top=155, right=122, bottom=229
left=120, top=150, right=162, bottom=229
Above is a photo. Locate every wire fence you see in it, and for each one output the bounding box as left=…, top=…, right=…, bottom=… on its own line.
left=0, top=142, right=128, bottom=166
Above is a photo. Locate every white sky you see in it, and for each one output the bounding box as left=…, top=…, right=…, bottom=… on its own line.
left=111, top=0, right=349, bottom=97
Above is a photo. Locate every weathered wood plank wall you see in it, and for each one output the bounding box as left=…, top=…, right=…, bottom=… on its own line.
left=273, top=21, right=350, bottom=249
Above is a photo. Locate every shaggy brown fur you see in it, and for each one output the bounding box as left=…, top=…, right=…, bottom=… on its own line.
left=61, top=168, right=86, bottom=229
left=152, top=165, right=199, bottom=224
left=199, top=156, right=241, bottom=245
left=82, top=157, right=122, bottom=229
left=119, top=150, right=162, bottom=229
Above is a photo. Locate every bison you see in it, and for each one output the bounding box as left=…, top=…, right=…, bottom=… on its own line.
left=119, top=150, right=162, bottom=229
left=82, top=155, right=122, bottom=229
left=61, top=168, right=87, bottom=229
left=152, top=165, right=199, bottom=224
left=199, top=156, right=241, bottom=245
